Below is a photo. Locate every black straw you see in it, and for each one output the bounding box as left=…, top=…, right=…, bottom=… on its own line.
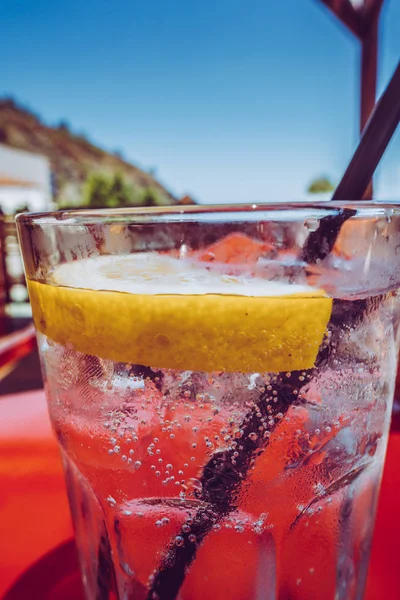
left=301, top=60, right=400, bottom=264
left=147, top=371, right=310, bottom=600
left=333, top=61, right=400, bottom=201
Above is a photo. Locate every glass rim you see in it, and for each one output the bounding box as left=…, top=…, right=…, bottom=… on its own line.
left=16, top=200, right=400, bottom=227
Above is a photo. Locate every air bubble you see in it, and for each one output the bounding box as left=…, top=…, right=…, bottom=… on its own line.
left=188, top=534, right=196, bottom=543
left=190, top=478, right=202, bottom=491
left=175, top=536, right=184, bottom=547
left=305, top=218, right=318, bottom=232
left=182, top=524, right=191, bottom=533
left=134, top=461, right=142, bottom=470
left=249, top=432, right=258, bottom=441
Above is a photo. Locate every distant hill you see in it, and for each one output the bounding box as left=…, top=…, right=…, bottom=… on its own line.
left=0, top=98, right=189, bottom=206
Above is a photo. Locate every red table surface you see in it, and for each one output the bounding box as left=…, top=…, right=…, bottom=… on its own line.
left=0, top=390, right=399, bottom=599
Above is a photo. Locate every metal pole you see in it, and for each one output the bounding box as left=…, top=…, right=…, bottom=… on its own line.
left=360, top=10, right=380, bottom=199
left=318, top=0, right=385, bottom=199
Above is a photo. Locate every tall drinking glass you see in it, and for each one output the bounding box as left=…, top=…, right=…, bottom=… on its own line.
left=17, top=204, right=400, bottom=600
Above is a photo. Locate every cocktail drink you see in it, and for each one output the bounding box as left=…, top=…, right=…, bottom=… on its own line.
left=17, top=205, right=400, bottom=600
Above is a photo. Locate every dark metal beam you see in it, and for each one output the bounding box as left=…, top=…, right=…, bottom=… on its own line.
left=359, top=0, right=384, bottom=36
left=360, top=10, right=380, bottom=198
left=317, top=0, right=385, bottom=198
left=319, top=0, right=363, bottom=38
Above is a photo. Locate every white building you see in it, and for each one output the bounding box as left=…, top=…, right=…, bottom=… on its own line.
left=0, top=144, right=53, bottom=214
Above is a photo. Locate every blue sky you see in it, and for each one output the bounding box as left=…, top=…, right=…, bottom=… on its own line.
left=1, top=0, right=399, bottom=203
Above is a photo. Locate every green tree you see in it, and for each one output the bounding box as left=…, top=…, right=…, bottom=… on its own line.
left=139, top=186, right=170, bottom=207
left=108, top=172, right=136, bottom=208
left=83, top=172, right=113, bottom=208
left=307, top=176, right=335, bottom=194
left=83, top=172, right=138, bottom=208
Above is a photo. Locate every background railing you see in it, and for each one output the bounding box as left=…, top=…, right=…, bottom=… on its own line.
left=0, top=216, right=29, bottom=313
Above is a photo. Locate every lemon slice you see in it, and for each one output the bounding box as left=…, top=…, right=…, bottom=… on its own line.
left=28, top=254, right=332, bottom=373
